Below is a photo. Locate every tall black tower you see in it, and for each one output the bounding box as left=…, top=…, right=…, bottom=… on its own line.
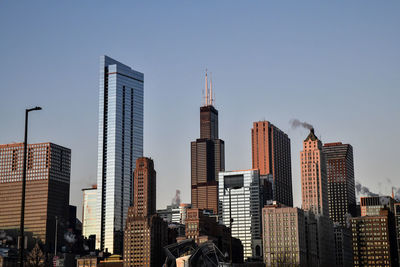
left=191, top=72, right=225, bottom=214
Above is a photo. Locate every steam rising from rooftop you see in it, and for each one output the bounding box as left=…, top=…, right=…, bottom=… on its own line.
left=355, top=181, right=379, bottom=197
left=290, top=119, right=313, bottom=130
left=172, top=189, right=181, bottom=206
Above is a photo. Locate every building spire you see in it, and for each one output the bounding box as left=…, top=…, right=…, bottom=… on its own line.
left=210, top=72, right=213, bottom=106
left=205, top=69, right=208, bottom=106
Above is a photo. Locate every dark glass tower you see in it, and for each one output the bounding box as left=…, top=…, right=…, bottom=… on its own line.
left=323, top=142, right=356, bottom=226
left=191, top=73, right=225, bottom=214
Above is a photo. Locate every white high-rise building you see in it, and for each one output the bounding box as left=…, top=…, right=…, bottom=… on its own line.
left=218, top=169, right=263, bottom=260
left=96, top=55, right=144, bottom=254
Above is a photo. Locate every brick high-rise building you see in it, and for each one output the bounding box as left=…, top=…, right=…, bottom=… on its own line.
left=351, top=209, right=398, bottom=266
left=251, top=121, right=293, bottom=206
left=323, top=142, right=356, bottom=227
left=0, top=142, right=70, bottom=252
left=300, top=128, right=329, bottom=217
left=123, top=157, right=167, bottom=267
left=191, top=72, right=225, bottom=214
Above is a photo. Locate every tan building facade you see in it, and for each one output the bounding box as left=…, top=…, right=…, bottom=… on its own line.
left=0, top=142, right=70, bottom=250
left=251, top=121, right=293, bottom=206
left=300, top=129, right=329, bottom=217
left=123, top=157, right=168, bottom=267
left=262, top=204, right=308, bottom=266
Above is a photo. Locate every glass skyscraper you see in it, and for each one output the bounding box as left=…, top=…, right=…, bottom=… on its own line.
left=96, top=55, right=143, bottom=254
left=218, top=169, right=263, bottom=260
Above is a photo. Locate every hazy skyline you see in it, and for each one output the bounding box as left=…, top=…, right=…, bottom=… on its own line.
left=1, top=1, right=399, bottom=219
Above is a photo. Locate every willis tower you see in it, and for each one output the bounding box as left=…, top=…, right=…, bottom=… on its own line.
left=191, top=71, right=225, bottom=214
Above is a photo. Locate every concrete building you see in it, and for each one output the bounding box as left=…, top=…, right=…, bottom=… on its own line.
left=82, top=185, right=97, bottom=240
left=191, top=72, right=225, bottom=215
left=360, top=196, right=395, bottom=216
left=300, top=128, right=329, bottom=217
left=96, top=55, right=144, bottom=254
left=251, top=121, right=293, bottom=207
left=123, top=157, right=168, bottom=267
left=218, top=169, right=262, bottom=260
left=0, top=142, right=70, bottom=252
left=262, top=204, right=308, bottom=266
left=323, top=142, right=356, bottom=227
left=351, top=209, right=398, bottom=266
left=157, top=204, right=180, bottom=224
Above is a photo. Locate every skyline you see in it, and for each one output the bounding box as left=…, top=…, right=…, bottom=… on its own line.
left=1, top=1, right=399, bottom=220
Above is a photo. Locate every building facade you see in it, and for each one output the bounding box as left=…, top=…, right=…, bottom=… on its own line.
left=123, top=157, right=168, bottom=267
left=351, top=209, right=398, bottom=266
left=394, top=203, right=400, bottom=266
left=82, top=185, right=97, bottom=239
left=300, top=128, right=329, bottom=217
left=323, top=143, right=356, bottom=227
left=0, top=142, right=70, bottom=251
left=218, top=169, right=262, bottom=260
left=96, top=55, right=144, bottom=254
left=251, top=121, right=293, bottom=206
left=262, top=204, right=308, bottom=267
left=360, top=196, right=395, bottom=216
left=333, top=224, right=353, bottom=267
left=191, top=72, right=225, bottom=215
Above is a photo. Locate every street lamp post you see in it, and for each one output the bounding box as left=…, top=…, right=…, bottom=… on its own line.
left=19, top=106, right=42, bottom=267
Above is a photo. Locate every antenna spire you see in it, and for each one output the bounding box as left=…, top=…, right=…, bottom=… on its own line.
left=210, top=72, right=213, bottom=106
left=205, top=69, right=208, bottom=106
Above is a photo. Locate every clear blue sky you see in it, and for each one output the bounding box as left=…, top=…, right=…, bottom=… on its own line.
left=1, top=1, right=399, bottom=219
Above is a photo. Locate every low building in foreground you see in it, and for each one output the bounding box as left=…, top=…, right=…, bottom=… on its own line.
left=262, top=203, right=308, bottom=266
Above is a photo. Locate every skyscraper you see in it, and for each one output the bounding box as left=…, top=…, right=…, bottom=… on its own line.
left=300, top=128, right=329, bottom=217
left=251, top=121, right=293, bottom=206
left=96, top=55, right=144, bottom=254
left=219, top=169, right=263, bottom=260
left=82, top=185, right=97, bottom=239
left=323, top=142, right=356, bottom=226
left=191, top=72, right=225, bottom=214
left=123, top=157, right=168, bottom=267
left=0, top=142, right=70, bottom=251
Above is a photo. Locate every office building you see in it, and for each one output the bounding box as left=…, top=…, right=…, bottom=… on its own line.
left=96, top=55, right=144, bottom=253
left=191, top=72, right=225, bottom=214
left=360, top=196, right=395, bottom=216
left=394, top=202, right=400, bottom=266
left=323, top=142, right=356, bottom=227
left=82, top=185, right=97, bottom=240
left=262, top=204, right=308, bottom=266
left=251, top=121, right=293, bottom=206
left=300, top=128, right=329, bottom=217
left=219, top=169, right=262, bottom=260
left=351, top=209, right=398, bottom=266
left=0, top=142, right=70, bottom=251
left=157, top=204, right=180, bottom=224
left=333, top=224, right=353, bottom=267
left=123, top=157, right=168, bottom=267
